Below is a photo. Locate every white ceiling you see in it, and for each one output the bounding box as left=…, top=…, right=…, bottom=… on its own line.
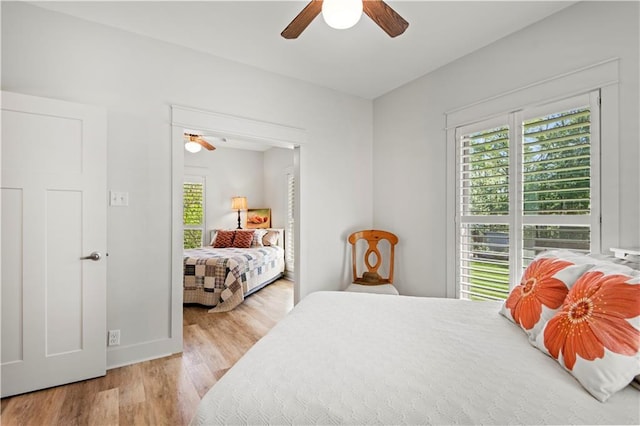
left=31, top=0, right=576, bottom=99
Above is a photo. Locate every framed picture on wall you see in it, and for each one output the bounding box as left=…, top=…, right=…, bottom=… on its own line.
left=246, top=208, right=271, bottom=229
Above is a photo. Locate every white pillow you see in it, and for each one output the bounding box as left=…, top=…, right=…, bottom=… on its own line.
left=588, top=252, right=640, bottom=271
left=251, top=229, right=268, bottom=247
left=262, top=230, right=280, bottom=246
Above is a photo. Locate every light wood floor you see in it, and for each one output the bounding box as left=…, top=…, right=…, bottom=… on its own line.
left=1, top=279, right=294, bottom=426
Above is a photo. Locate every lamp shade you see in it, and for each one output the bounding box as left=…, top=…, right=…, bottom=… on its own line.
left=231, top=196, right=247, bottom=210
left=322, top=0, right=362, bottom=29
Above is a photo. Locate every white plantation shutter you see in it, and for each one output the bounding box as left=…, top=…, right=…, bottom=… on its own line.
left=460, top=125, right=510, bottom=216
left=523, top=108, right=592, bottom=216
left=285, top=171, right=295, bottom=274
left=183, top=175, right=205, bottom=249
left=457, top=121, right=512, bottom=301
left=520, top=98, right=598, bottom=268
left=455, top=92, right=600, bottom=300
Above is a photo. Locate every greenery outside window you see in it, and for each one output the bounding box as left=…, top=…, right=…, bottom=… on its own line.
left=184, top=176, right=205, bottom=249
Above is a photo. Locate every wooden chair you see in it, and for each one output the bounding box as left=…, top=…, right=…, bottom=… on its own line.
left=345, top=230, right=399, bottom=295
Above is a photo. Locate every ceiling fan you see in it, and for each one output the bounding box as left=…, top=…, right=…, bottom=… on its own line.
left=281, top=0, right=409, bottom=39
left=184, top=133, right=218, bottom=153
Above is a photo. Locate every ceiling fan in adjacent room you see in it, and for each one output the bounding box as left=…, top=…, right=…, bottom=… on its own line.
left=184, top=133, right=224, bottom=153
left=281, top=0, right=409, bottom=39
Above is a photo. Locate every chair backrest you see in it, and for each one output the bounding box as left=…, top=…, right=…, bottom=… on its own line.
left=348, top=230, right=398, bottom=285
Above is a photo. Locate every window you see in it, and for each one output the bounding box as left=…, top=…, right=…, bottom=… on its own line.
left=456, top=92, right=600, bottom=301
left=285, top=169, right=295, bottom=276
left=183, top=176, right=205, bottom=249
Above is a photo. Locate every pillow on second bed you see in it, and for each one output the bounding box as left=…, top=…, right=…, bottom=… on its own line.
left=209, top=229, right=219, bottom=246
left=232, top=230, right=255, bottom=248
left=262, top=230, right=279, bottom=246
left=251, top=229, right=268, bottom=247
left=213, top=230, right=235, bottom=248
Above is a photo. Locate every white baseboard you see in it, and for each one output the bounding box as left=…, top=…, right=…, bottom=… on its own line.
left=106, top=337, right=182, bottom=370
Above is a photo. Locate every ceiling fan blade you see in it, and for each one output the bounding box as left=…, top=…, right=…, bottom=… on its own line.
left=281, top=0, right=323, bottom=39
left=197, top=139, right=216, bottom=151
left=185, top=133, right=216, bottom=151
left=362, top=0, right=408, bottom=38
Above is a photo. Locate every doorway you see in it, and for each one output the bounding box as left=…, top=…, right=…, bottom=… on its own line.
left=170, top=105, right=304, bottom=346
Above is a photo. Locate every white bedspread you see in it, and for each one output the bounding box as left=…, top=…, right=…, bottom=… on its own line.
left=191, top=291, right=640, bottom=425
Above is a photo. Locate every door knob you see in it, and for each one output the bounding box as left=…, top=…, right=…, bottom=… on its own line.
left=81, top=251, right=102, bottom=261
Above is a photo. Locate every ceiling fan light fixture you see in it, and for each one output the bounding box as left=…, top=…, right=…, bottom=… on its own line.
left=185, top=141, right=202, bottom=153
left=322, top=0, right=363, bottom=30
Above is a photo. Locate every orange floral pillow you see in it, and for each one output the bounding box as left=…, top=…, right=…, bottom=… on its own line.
left=534, top=264, right=640, bottom=401
left=499, top=251, right=593, bottom=342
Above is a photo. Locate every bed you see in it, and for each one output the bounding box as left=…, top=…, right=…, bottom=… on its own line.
left=183, top=228, right=285, bottom=312
left=191, top=252, right=640, bottom=424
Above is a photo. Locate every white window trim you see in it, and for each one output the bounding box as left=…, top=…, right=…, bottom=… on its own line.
left=445, top=59, right=618, bottom=299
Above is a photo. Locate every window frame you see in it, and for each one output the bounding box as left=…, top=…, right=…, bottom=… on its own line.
left=455, top=115, right=517, bottom=299
left=452, top=91, right=601, bottom=300
left=446, top=60, right=619, bottom=299
left=517, top=92, right=601, bottom=271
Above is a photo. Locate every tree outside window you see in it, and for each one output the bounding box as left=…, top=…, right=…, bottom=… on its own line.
left=183, top=180, right=204, bottom=249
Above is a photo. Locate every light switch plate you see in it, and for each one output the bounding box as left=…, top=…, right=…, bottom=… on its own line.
left=110, top=191, right=129, bottom=206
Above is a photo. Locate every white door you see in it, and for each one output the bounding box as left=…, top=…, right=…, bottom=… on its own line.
left=1, top=91, right=107, bottom=397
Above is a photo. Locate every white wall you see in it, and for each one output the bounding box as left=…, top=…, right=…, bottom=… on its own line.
left=263, top=147, right=295, bottom=229
left=185, top=147, right=265, bottom=233
left=372, top=1, right=640, bottom=297
left=184, top=146, right=294, bottom=235
left=1, top=2, right=373, bottom=367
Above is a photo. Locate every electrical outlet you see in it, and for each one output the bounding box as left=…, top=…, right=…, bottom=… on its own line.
left=108, top=329, right=120, bottom=346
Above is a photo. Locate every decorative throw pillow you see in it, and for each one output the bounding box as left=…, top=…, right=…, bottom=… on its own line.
left=213, top=230, right=235, bottom=248
left=209, top=229, right=220, bottom=246
left=232, top=230, right=255, bottom=248
left=251, top=229, right=268, bottom=247
left=534, top=263, right=640, bottom=402
left=262, top=230, right=279, bottom=246
left=499, top=250, right=593, bottom=342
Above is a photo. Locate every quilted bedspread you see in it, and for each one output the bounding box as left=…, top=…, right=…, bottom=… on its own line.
left=191, top=291, right=640, bottom=425
left=183, top=246, right=284, bottom=312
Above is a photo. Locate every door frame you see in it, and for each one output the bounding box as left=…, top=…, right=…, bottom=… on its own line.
left=170, top=105, right=305, bottom=344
